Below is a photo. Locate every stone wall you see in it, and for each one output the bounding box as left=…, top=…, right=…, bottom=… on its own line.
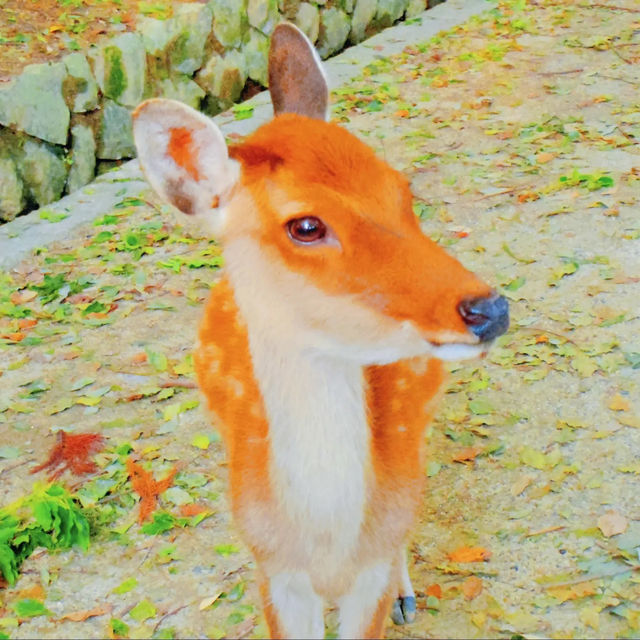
left=0, top=0, right=436, bottom=222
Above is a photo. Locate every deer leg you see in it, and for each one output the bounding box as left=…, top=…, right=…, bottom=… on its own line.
left=259, top=571, right=325, bottom=640
left=390, top=548, right=416, bottom=625
left=337, top=560, right=394, bottom=639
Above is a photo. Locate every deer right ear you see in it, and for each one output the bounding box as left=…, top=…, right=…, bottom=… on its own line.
left=133, top=99, right=239, bottom=224
left=268, top=23, right=329, bottom=121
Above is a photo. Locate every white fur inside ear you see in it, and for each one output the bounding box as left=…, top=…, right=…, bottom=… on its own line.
left=133, top=99, right=238, bottom=217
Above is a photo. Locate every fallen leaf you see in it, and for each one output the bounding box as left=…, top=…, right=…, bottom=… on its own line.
left=579, top=605, right=600, bottom=630
left=126, top=458, right=177, bottom=523
left=59, top=605, right=111, bottom=622
left=10, top=290, right=37, bottom=304
left=426, top=583, right=442, bottom=599
left=198, top=591, right=222, bottom=610
left=447, top=546, right=492, bottom=563
left=511, top=474, right=534, bottom=496
left=547, top=581, right=596, bottom=603
left=462, top=575, right=483, bottom=600
left=180, top=503, right=207, bottom=517
left=608, top=393, right=631, bottom=412
left=452, top=446, right=481, bottom=463
left=31, top=431, right=105, bottom=479
left=536, top=152, right=556, bottom=164
left=17, top=318, right=37, bottom=330
left=16, top=585, right=46, bottom=601
left=597, top=510, right=628, bottom=537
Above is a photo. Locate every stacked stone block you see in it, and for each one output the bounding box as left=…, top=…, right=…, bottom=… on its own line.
left=0, top=0, right=428, bottom=221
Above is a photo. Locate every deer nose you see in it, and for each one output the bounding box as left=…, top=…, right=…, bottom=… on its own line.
left=458, top=294, right=509, bottom=342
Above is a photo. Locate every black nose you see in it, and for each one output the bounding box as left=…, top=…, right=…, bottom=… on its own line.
left=458, top=294, right=509, bottom=342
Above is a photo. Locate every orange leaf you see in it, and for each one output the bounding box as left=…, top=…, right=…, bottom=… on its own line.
left=31, top=431, right=105, bottom=480
left=395, top=109, right=410, bottom=118
left=17, top=318, right=37, bottom=330
left=59, top=605, right=111, bottom=622
left=180, top=503, right=207, bottom=517
left=452, top=446, right=481, bottom=463
left=462, top=576, right=483, bottom=600
left=426, top=583, right=442, bottom=599
left=16, top=584, right=46, bottom=601
left=126, top=458, right=177, bottom=523
left=132, top=352, right=148, bottom=364
left=536, top=152, right=556, bottom=164
left=3, top=332, right=25, bottom=342
left=517, top=191, right=540, bottom=203
left=447, top=546, right=492, bottom=563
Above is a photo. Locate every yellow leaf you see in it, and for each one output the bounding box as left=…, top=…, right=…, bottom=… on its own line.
left=470, top=611, right=486, bottom=628
left=608, top=393, right=631, bottom=412
left=616, top=413, right=640, bottom=428
left=579, top=606, right=600, bottom=630
left=511, top=474, right=534, bottom=496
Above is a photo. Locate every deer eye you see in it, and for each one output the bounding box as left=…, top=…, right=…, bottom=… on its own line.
left=286, top=216, right=327, bottom=244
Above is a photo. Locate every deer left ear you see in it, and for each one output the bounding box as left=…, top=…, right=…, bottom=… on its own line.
left=133, top=99, right=239, bottom=224
left=268, top=22, right=329, bottom=121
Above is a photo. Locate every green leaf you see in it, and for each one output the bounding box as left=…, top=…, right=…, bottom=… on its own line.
left=141, top=512, right=176, bottom=535
left=110, top=618, right=130, bottom=636
left=192, top=434, right=210, bottom=450
left=0, top=446, right=20, bottom=459
left=214, top=544, right=240, bottom=557
left=145, top=348, right=168, bottom=372
left=69, top=377, right=96, bottom=392
left=129, top=599, right=156, bottom=622
left=469, top=398, right=494, bottom=415
left=504, top=276, right=526, bottom=291
left=227, top=581, right=245, bottom=602
left=232, top=103, right=254, bottom=120
left=39, top=209, right=68, bottom=223
left=12, top=599, right=52, bottom=618
left=426, top=461, right=442, bottom=477
left=112, top=577, right=138, bottom=594
left=163, top=487, right=193, bottom=506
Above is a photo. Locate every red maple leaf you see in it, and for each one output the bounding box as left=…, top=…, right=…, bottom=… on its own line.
left=31, top=431, right=105, bottom=480
left=126, top=458, right=177, bottom=524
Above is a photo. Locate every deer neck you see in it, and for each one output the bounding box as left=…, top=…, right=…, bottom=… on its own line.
left=223, top=236, right=371, bottom=552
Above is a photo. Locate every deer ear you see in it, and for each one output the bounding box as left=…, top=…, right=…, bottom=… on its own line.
left=268, top=22, right=329, bottom=121
left=132, top=99, right=239, bottom=220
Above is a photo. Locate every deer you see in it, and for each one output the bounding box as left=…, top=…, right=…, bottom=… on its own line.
left=132, top=23, right=509, bottom=640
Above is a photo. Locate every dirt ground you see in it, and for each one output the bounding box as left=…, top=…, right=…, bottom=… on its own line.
left=0, top=0, right=205, bottom=82
left=1, top=1, right=640, bottom=638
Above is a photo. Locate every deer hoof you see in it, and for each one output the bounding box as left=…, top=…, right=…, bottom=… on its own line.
left=390, top=595, right=416, bottom=625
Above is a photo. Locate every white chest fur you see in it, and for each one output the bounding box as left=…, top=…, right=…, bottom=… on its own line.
left=253, top=343, right=370, bottom=557
left=223, top=237, right=372, bottom=565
